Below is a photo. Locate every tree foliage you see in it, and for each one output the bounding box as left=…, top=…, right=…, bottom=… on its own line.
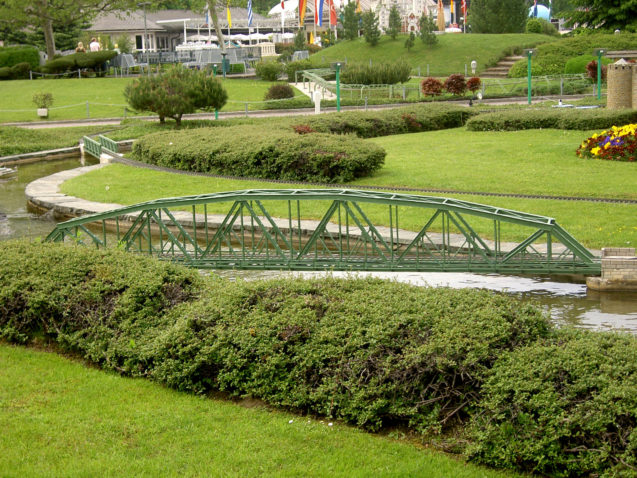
left=387, top=5, right=402, bottom=40
left=404, top=31, right=415, bottom=51
left=564, top=0, right=637, bottom=32
left=469, top=0, right=527, bottom=33
left=124, top=65, right=227, bottom=126
left=418, top=14, right=438, bottom=45
left=362, top=10, right=381, bottom=46
left=342, top=1, right=361, bottom=40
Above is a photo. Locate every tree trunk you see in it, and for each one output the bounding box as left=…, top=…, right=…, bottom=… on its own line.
left=39, top=0, right=56, bottom=59
left=208, top=0, right=226, bottom=54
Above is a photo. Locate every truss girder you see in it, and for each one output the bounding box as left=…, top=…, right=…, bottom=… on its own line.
left=45, top=189, right=601, bottom=275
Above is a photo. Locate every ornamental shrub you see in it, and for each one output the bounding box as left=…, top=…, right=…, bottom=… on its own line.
left=264, top=83, right=295, bottom=100
left=0, top=45, right=39, bottom=69
left=576, top=124, right=637, bottom=162
left=340, top=60, right=411, bottom=85
left=468, top=329, right=637, bottom=477
left=525, top=17, right=558, bottom=36
left=42, top=50, right=117, bottom=74
left=421, top=77, right=443, bottom=96
left=285, top=59, right=312, bottom=82
left=466, top=77, right=481, bottom=93
left=255, top=60, right=283, bottom=81
left=586, top=59, right=608, bottom=81
left=131, top=125, right=385, bottom=182
left=444, top=74, right=467, bottom=96
left=466, top=108, right=637, bottom=131
left=124, top=65, right=227, bottom=126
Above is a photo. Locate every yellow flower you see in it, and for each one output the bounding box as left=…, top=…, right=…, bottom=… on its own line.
left=591, top=147, right=601, bottom=156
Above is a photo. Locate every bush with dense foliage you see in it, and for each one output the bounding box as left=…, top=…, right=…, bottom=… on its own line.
left=420, top=77, right=444, bottom=96
left=0, top=61, right=31, bottom=80
left=576, top=124, right=637, bottom=162
left=508, top=33, right=637, bottom=77
left=340, top=60, right=411, bottom=85
left=131, top=124, right=385, bottom=182
left=264, top=83, right=295, bottom=100
left=444, top=74, right=467, bottom=95
left=525, top=17, right=558, bottom=36
left=296, top=104, right=476, bottom=138
left=0, top=45, right=39, bottom=69
left=124, top=65, right=227, bottom=126
left=1, top=242, right=636, bottom=478
left=469, top=0, right=528, bottom=33
left=255, top=60, right=283, bottom=81
left=42, top=50, right=117, bottom=74
left=468, top=329, right=637, bottom=477
left=466, top=77, right=482, bottom=93
left=285, top=59, right=313, bottom=82
left=563, top=54, right=613, bottom=76
left=466, top=108, right=637, bottom=131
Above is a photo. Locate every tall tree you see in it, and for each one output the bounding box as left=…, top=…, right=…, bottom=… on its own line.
left=0, top=0, right=139, bottom=59
left=564, top=0, right=637, bottom=32
left=418, top=14, right=437, bottom=45
left=387, top=4, right=401, bottom=39
left=469, top=0, right=527, bottom=33
left=404, top=31, right=415, bottom=51
left=362, top=9, right=380, bottom=46
left=342, top=1, right=360, bottom=40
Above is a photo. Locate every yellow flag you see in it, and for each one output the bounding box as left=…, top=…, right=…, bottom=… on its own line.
left=309, top=31, right=314, bottom=44
left=356, top=0, right=361, bottom=13
left=450, top=0, right=454, bottom=14
left=227, top=2, right=232, bottom=27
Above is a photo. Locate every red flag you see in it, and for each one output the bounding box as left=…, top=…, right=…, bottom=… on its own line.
left=299, top=0, right=307, bottom=24
left=328, top=0, right=337, bottom=26
left=281, top=0, right=284, bottom=9
left=461, top=0, right=466, bottom=17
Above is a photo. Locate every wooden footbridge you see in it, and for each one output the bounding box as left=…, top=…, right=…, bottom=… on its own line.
left=45, top=189, right=601, bottom=275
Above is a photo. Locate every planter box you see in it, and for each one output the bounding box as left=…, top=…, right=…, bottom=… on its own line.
left=37, top=108, right=48, bottom=119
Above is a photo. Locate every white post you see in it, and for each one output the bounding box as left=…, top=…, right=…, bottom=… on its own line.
left=313, top=90, right=322, bottom=114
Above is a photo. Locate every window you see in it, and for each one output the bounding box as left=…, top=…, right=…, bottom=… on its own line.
left=135, top=35, right=143, bottom=50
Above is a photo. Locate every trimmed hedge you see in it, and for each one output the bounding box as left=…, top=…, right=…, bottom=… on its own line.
left=43, top=50, right=118, bottom=74
left=340, top=60, right=411, bottom=85
left=131, top=125, right=386, bottom=182
left=0, top=45, right=39, bottom=69
left=466, top=108, right=637, bottom=131
left=0, top=62, right=31, bottom=80
left=295, top=104, right=477, bottom=138
left=469, top=329, right=637, bottom=477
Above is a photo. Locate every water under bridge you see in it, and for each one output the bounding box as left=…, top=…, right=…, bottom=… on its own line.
left=45, top=188, right=601, bottom=275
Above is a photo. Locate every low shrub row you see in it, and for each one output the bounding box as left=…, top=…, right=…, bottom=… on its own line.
left=42, top=50, right=118, bottom=74
left=131, top=124, right=385, bottom=182
left=0, top=62, right=31, bottom=80
left=466, top=108, right=637, bottom=131
left=340, top=60, right=411, bottom=85
left=295, top=103, right=477, bottom=138
left=0, top=45, right=39, bottom=69
left=1, top=242, right=636, bottom=477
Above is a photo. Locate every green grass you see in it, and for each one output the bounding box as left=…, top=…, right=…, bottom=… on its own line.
left=0, top=344, right=523, bottom=478
left=0, top=78, right=289, bottom=123
left=310, top=34, right=554, bottom=76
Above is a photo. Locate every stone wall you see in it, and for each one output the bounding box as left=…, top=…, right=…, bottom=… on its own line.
left=587, top=247, right=637, bottom=291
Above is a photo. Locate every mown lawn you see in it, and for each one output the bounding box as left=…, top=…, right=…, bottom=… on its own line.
left=60, top=127, right=637, bottom=249
left=0, top=78, right=295, bottom=123
left=0, top=344, right=524, bottom=478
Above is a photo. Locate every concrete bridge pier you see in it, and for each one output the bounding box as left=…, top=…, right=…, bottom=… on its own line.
left=587, top=248, right=637, bottom=291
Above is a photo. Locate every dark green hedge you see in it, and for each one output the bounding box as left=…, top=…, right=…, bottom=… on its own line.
left=131, top=125, right=385, bottom=182
left=1, top=241, right=635, bottom=477
left=0, top=45, right=39, bottom=69
left=466, top=108, right=637, bottom=131
left=295, top=103, right=477, bottom=138
left=43, top=50, right=118, bottom=74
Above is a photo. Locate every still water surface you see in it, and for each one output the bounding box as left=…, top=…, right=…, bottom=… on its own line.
left=2, top=156, right=636, bottom=333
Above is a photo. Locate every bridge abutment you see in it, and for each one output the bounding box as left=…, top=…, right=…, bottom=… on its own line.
left=587, top=248, right=637, bottom=292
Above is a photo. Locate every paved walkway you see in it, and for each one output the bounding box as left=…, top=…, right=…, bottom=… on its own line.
left=290, top=81, right=338, bottom=101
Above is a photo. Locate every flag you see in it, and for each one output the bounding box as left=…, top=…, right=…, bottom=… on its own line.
left=299, top=0, right=307, bottom=26
left=205, top=2, right=210, bottom=25
left=450, top=0, right=454, bottom=15
left=315, top=0, right=324, bottom=26
left=461, top=0, right=466, bottom=17
left=227, top=1, right=232, bottom=27
left=355, top=0, right=361, bottom=14
left=247, top=0, right=253, bottom=26
left=533, top=0, right=537, bottom=17
left=328, top=0, right=337, bottom=26
left=309, top=31, right=314, bottom=44
left=281, top=0, right=284, bottom=9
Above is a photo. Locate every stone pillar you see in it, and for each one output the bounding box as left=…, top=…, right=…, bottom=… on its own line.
left=607, top=60, right=633, bottom=109
left=587, top=247, right=637, bottom=291
left=632, top=67, right=637, bottom=109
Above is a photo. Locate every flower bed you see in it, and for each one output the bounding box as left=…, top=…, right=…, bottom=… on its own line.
left=577, top=124, right=637, bottom=162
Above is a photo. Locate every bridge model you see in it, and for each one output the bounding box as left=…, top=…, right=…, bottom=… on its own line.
left=46, top=188, right=601, bottom=275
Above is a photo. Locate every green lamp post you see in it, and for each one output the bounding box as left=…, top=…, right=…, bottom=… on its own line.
left=335, top=62, right=341, bottom=112
left=593, top=49, right=606, bottom=100
left=523, top=49, right=536, bottom=105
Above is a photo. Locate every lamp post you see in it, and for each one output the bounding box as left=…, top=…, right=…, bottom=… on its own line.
left=523, top=49, right=536, bottom=105
left=335, top=62, right=341, bottom=112
left=594, top=48, right=606, bottom=100
left=139, top=2, right=151, bottom=73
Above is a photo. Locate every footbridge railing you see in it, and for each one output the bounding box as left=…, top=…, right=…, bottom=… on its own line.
left=45, top=189, right=601, bottom=275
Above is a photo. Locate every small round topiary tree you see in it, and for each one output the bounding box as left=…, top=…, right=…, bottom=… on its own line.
left=264, top=83, right=295, bottom=100
left=444, top=74, right=467, bottom=96
left=466, top=76, right=482, bottom=93
left=420, top=77, right=443, bottom=96
left=255, top=60, right=283, bottom=81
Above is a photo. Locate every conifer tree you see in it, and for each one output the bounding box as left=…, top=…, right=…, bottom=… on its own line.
left=387, top=5, right=402, bottom=39
left=362, top=10, right=381, bottom=46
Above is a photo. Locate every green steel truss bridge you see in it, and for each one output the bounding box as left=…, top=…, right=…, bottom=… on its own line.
left=46, top=189, right=601, bottom=275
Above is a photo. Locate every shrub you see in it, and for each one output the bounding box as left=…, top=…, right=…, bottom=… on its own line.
left=466, top=77, right=481, bottom=93
left=421, top=77, right=444, bottom=96
left=32, top=92, right=53, bottom=108
left=340, top=60, right=411, bottom=85
left=444, top=74, right=467, bottom=96
left=255, top=60, right=283, bottom=81
left=468, top=329, right=637, bottom=477
left=576, top=124, right=637, bottom=162
left=525, top=17, right=558, bottom=36
left=0, top=45, right=39, bottom=69
left=0, top=66, right=12, bottom=80
left=124, top=65, right=228, bottom=126
left=131, top=125, right=386, bottom=182
left=285, top=59, right=313, bottom=82
left=297, top=104, right=476, bottom=138
left=42, top=50, right=117, bottom=74
left=10, top=62, right=31, bottom=79
left=264, top=83, right=295, bottom=100
left=586, top=59, right=607, bottom=81
left=466, top=108, right=637, bottom=131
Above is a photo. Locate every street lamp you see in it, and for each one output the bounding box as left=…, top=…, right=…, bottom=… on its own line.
left=139, top=2, right=151, bottom=72
left=523, top=49, right=536, bottom=105
left=593, top=48, right=606, bottom=100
